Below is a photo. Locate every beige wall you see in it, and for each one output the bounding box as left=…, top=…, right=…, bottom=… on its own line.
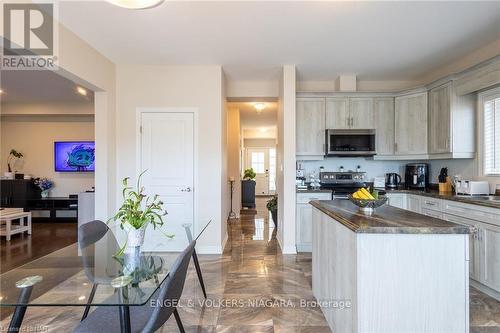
left=221, top=72, right=228, bottom=248
left=244, top=138, right=277, bottom=148
left=277, top=65, right=297, bottom=254
left=227, top=107, right=242, bottom=218
left=115, top=64, right=225, bottom=253
left=1, top=115, right=95, bottom=197
left=57, top=19, right=117, bottom=220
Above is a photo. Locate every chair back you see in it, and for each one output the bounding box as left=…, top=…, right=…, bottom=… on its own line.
left=142, top=241, right=196, bottom=333
left=78, top=220, right=109, bottom=249
left=78, top=220, right=120, bottom=282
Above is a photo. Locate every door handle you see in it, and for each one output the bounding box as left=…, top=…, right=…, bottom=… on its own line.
left=181, top=187, right=192, bottom=192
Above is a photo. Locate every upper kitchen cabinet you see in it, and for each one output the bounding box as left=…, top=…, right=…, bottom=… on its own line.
left=325, top=97, right=375, bottom=130
left=428, top=81, right=476, bottom=159
left=296, top=98, right=326, bottom=160
left=374, top=97, right=395, bottom=156
left=325, top=98, right=349, bottom=129
left=394, top=92, right=428, bottom=157
left=350, top=98, right=375, bottom=129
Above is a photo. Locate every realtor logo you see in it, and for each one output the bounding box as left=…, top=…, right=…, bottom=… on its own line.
left=1, top=3, right=58, bottom=70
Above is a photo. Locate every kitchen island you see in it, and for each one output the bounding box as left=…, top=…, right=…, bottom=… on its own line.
left=311, top=200, right=472, bottom=333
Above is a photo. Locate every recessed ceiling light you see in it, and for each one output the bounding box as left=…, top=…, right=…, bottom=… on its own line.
left=0, top=89, right=4, bottom=94
left=106, top=0, right=164, bottom=9
left=254, top=103, right=266, bottom=113
left=76, top=86, right=87, bottom=96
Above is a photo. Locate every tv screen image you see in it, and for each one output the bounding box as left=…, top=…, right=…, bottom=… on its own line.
left=54, top=141, right=95, bottom=172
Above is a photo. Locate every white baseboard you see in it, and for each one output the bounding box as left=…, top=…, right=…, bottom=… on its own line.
left=221, top=231, right=228, bottom=252
left=296, top=244, right=312, bottom=253
left=282, top=245, right=297, bottom=254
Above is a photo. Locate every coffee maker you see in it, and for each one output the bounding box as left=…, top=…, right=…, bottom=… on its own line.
left=405, top=163, right=429, bottom=190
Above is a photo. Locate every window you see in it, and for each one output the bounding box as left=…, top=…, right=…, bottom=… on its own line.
left=251, top=152, right=265, bottom=174
left=483, top=93, right=500, bottom=175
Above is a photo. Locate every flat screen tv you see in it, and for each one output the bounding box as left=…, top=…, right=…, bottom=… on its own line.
left=54, top=141, right=95, bottom=172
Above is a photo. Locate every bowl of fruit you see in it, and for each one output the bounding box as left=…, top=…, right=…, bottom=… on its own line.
left=348, top=188, right=388, bottom=215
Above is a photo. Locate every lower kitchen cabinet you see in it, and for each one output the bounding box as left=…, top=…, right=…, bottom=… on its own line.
left=387, top=192, right=500, bottom=299
left=385, top=193, right=406, bottom=210
left=406, top=194, right=421, bottom=213
left=481, top=223, right=500, bottom=292
left=296, top=192, right=332, bottom=252
left=443, top=213, right=481, bottom=281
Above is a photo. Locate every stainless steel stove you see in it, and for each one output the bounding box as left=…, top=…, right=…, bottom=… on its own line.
left=320, top=171, right=367, bottom=199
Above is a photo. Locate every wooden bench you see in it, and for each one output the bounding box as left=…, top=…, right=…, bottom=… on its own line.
left=0, top=208, right=32, bottom=241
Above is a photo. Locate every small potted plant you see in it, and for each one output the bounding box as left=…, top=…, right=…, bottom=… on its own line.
left=242, top=168, right=257, bottom=208
left=34, top=178, right=54, bottom=198
left=5, top=149, right=23, bottom=179
left=243, top=168, right=256, bottom=181
left=110, top=171, right=170, bottom=256
left=266, top=195, right=277, bottom=227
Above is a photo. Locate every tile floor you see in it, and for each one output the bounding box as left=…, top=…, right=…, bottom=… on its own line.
left=1, top=197, right=499, bottom=332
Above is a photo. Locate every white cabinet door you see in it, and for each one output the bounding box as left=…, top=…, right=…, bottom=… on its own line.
left=386, top=193, right=407, bottom=210
left=394, top=92, right=428, bottom=155
left=374, top=97, right=395, bottom=155
left=296, top=192, right=332, bottom=252
left=407, top=194, right=421, bottom=214
left=296, top=203, right=313, bottom=250
left=325, top=98, right=349, bottom=129
left=481, top=222, right=500, bottom=291
left=350, top=98, right=375, bottom=129
left=443, top=213, right=481, bottom=281
left=296, top=98, right=325, bottom=157
left=429, top=83, right=451, bottom=154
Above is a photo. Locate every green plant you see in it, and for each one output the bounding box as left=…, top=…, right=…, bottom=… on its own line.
left=243, top=168, right=256, bottom=180
left=266, top=195, right=277, bottom=211
left=7, top=149, right=23, bottom=172
left=110, top=170, right=169, bottom=231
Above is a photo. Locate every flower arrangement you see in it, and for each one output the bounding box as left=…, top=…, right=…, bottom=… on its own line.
left=34, top=178, right=54, bottom=197
left=110, top=170, right=171, bottom=254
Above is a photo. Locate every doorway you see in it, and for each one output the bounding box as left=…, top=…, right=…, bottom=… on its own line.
left=139, top=110, right=195, bottom=251
left=226, top=99, right=277, bottom=215
left=246, top=147, right=276, bottom=195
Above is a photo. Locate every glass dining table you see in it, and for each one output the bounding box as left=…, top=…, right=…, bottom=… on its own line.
left=0, top=220, right=211, bottom=333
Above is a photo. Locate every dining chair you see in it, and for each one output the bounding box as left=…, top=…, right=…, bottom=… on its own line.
left=74, top=240, right=196, bottom=333
left=78, top=220, right=121, bottom=320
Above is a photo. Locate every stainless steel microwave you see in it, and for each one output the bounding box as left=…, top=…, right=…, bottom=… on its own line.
left=325, top=129, right=376, bottom=156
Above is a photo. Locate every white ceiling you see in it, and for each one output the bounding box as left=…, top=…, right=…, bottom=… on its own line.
left=57, top=1, right=500, bottom=82
left=0, top=70, right=94, bottom=104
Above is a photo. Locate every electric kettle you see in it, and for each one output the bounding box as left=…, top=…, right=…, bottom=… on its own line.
left=385, top=173, right=402, bottom=189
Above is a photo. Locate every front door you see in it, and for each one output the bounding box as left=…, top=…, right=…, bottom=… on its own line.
left=140, top=112, right=194, bottom=251
left=246, top=148, right=276, bottom=196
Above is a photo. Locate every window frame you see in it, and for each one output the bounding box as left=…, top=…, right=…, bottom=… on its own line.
left=478, top=86, right=500, bottom=177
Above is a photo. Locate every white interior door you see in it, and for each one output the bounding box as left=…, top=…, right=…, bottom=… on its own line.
left=140, top=112, right=194, bottom=251
left=246, top=148, right=275, bottom=196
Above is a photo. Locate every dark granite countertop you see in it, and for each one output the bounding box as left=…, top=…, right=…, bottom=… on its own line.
left=386, top=189, right=500, bottom=209
left=310, top=200, right=472, bottom=234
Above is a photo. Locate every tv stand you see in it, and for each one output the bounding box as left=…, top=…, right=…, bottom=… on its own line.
left=27, top=197, right=78, bottom=223
left=1, top=180, right=78, bottom=223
